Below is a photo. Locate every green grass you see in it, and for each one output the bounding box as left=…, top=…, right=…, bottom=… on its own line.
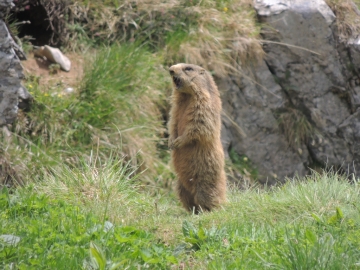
left=0, top=188, right=177, bottom=269
left=228, top=147, right=258, bottom=182
left=2, top=165, right=360, bottom=269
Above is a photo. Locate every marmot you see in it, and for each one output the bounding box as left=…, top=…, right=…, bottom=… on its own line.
left=168, top=63, right=226, bottom=213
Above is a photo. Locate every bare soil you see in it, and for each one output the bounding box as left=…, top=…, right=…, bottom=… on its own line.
left=21, top=51, right=84, bottom=90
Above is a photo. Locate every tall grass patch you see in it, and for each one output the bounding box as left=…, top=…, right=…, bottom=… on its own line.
left=34, top=154, right=141, bottom=221
left=170, top=1, right=263, bottom=77
left=77, top=44, right=169, bottom=174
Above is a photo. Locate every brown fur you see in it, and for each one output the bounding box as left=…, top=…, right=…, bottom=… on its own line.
left=168, top=63, right=226, bottom=214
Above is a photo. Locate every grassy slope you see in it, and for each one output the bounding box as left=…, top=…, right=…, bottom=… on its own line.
left=1, top=168, right=360, bottom=269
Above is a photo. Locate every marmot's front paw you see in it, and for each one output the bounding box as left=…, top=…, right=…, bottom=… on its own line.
left=170, top=137, right=183, bottom=150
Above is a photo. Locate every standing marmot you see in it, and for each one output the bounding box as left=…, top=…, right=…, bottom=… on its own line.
left=168, top=63, right=226, bottom=213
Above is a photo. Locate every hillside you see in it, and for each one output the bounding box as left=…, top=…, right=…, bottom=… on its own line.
left=1, top=0, right=360, bottom=268
left=2, top=0, right=360, bottom=185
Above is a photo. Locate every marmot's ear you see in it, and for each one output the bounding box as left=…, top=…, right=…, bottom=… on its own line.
left=199, top=69, right=205, bottom=75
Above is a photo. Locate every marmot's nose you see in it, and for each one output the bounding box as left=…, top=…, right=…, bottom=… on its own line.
left=169, top=68, right=175, bottom=76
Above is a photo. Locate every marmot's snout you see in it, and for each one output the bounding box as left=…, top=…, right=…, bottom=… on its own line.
left=169, top=65, right=182, bottom=89
left=169, top=65, right=177, bottom=76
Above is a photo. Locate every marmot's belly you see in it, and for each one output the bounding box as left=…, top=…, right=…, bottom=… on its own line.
left=172, top=144, right=224, bottom=190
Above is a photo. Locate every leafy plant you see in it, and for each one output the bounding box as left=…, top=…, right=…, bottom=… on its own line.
left=182, top=220, right=208, bottom=251
left=49, top=63, right=61, bottom=74
left=227, top=147, right=258, bottom=185
left=0, top=187, right=177, bottom=269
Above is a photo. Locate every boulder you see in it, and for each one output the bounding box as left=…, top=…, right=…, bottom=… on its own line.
left=219, top=61, right=308, bottom=184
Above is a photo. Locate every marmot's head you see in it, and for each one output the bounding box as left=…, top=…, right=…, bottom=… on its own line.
left=169, top=63, right=212, bottom=95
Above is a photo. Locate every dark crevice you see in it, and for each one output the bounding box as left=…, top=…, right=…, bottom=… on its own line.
left=305, top=143, right=325, bottom=170
left=10, top=3, right=53, bottom=46
left=264, top=59, right=277, bottom=76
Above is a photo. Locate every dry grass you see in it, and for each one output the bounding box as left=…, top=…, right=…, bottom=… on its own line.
left=0, top=128, right=46, bottom=187
left=164, top=0, right=264, bottom=77
left=326, top=0, right=360, bottom=42
left=277, top=108, right=317, bottom=150
left=66, top=0, right=263, bottom=76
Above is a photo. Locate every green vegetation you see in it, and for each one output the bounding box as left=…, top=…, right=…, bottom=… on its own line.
left=0, top=188, right=177, bottom=269
left=1, top=168, right=360, bottom=269
left=227, top=148, right=258, bottom=186
left=22, top=0, right=263, bottom=74
left=2, top=43, right=172, bottom=186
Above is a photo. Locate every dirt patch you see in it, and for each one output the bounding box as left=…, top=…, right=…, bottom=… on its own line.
left=21, top=51, right=84, bottom=90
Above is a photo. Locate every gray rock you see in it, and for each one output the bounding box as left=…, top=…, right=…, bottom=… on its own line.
left=346, top=38, right=360, bottom=111
left=0, top=0, right=14, bottom=18
left=337, top=110, right=360, bottom=174
left=220, top=0, right=360, bottom=183
left=0, top=0, right=31, bottom=127
left=256, top=0, right=358, bottom=178
left=0, top=234, right=20, bottom=246
left=219, top=60, right=308, bottom=184
left=254, top=0, right=289, bottom=16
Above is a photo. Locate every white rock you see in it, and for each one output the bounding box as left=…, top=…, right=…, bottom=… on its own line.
left=64, top=87, right=74, bottom=94
left=34, top=45, right=71, bottom=72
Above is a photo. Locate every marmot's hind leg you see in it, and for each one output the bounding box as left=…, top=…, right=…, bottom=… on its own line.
left=194, top=189, right=216, bottom=213
left=177, top=182, right=197, bottom=212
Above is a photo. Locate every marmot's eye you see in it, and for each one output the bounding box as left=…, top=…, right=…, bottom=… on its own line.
left=185, top=67, right=193, bottom=71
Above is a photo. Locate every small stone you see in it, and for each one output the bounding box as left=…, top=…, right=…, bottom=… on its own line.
left=64, top=87, right=74, bottom=94
left=0, top=234, right=20, bottom=246
left=34, top=45, right=71, bottom=72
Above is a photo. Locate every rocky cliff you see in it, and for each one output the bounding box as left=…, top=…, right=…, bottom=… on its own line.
left=0, top=0, right=30, bottom=128
left=221, top=0, right=360, bottom=183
